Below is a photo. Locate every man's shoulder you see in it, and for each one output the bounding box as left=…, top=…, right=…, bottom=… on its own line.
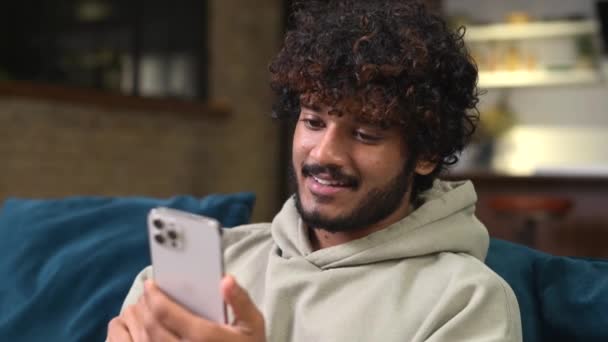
left=222, top=222, right=272, bottom=243
left=398, top=252, right=522, bottom=340
left=434, top=252, right=520, bottom=312
left=222, top=223, right=275, bottom=279
left=443, top=252, right=522, bottom=339
left=436, top=251, right=509, bottom=286
left=222, top=223, right=274, bottom=254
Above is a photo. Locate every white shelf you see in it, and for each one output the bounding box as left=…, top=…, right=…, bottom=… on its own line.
left=478, top=69, right=600, bottom=88
left=465, top=20, right=598, bottom=42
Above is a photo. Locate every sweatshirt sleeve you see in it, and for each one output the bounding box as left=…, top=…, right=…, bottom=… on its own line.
left=423, top=268, right=523, bottom=342
left=119, top=266, right=153, bottom=313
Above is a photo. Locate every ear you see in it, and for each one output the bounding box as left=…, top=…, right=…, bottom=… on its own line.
left=414, top=160, right=437, bottom=176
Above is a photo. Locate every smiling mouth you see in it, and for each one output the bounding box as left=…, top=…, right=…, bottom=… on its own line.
left=301, top=164, right=359, bottom=192
left=302, top=173, right=358, bottom=201
left=311, top=175, right=352, bottom=187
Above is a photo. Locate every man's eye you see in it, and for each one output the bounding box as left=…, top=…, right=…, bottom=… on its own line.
left=302, top=119, right=324, bottom=130
left=354, top=131, right=382, bottom=143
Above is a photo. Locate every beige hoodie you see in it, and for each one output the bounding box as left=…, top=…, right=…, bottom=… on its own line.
left=121, top=180, right=522, bottom=341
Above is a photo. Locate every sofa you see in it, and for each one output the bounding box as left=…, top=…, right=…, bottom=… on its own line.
left=0, top=194, right=606, bottom=342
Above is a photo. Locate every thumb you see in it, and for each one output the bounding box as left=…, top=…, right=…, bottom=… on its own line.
left=221, top=275, right=262, bottom=331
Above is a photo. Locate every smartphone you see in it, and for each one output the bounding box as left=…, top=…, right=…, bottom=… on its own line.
left=147, top=207, right=226, bottom=323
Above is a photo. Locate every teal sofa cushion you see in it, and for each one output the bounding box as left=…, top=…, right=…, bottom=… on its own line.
left=538, top=255, right=608, bottom=341
left=487, top=238, right=608, bottom=342
left=0, top=193, right=254, bottom=342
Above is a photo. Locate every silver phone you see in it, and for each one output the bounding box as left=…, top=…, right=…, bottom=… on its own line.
left=147, top=207, right=226, bottom=323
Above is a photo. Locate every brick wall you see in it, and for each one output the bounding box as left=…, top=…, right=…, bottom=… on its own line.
left=208, top=0, right=284, bottom=221
left=0, top=97, right=252, bottom=211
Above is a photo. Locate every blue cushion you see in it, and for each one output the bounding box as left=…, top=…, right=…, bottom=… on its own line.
left=538, top=255, right=608, bottom=342
left=487, top=238, right=608, bottom=342
left=0, top=193, right=255, bottom=342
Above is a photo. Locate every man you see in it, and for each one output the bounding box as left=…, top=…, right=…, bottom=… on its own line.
left=107, top=0, right=522, bottom=341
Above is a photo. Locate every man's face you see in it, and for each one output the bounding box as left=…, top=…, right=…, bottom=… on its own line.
left=292, top=103, right=424, bottom=232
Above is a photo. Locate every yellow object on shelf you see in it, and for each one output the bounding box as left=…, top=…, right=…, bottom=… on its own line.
left=506, top=12, right=532, bottom=24
left=504, top=45, right=522, bottom=71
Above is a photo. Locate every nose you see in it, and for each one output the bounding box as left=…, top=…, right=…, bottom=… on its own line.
left=309, top=126, right=349, bottom=167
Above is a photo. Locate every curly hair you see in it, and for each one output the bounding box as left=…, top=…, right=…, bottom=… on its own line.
left=269, top=0, right=479, bottom=201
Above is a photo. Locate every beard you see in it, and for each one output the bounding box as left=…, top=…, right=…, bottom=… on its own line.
left=291, top=161, right=413, bottom=233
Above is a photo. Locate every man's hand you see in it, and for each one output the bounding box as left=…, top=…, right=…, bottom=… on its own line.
left=107, top=275, right=266, bottom=342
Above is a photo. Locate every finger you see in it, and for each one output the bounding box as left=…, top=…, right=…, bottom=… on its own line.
left=122, top=303, right=148, bottom=342
left=143, top=280, right=221, bottom=340
left=221, top=275, right=263, bottom=332
left=107, top=317, right=133, bottom=342
left=140, top=296, right=181, bottom=342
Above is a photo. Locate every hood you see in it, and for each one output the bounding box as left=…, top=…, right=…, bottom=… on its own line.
left=270, top=180, right=489, bottom=270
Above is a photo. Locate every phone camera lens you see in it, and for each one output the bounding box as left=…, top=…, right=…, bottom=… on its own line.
left=154, top=234, right=165, bottom=244
left=153, top=219, right=164, bottom=229
left=167, top=230, right=178, bottom=240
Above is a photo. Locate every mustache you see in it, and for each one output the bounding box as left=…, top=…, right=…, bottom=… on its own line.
left=301, top=164, right=359, bottom=187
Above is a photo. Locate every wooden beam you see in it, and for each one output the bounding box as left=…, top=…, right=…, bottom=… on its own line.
left=0, top=80, right=230, bottom=118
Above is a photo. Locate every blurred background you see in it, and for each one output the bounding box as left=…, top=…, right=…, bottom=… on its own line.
left=0, top=0, right=607, bottom=257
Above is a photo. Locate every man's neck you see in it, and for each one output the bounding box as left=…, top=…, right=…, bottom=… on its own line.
left=308, top=201, right=414, bottom=250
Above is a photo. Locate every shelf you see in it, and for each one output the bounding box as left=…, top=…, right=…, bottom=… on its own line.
left=478, top=69, right=600, bottom=88
left=0, top=80, right=230, bottom=118
left=465, top=20, right=598, bottom=42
